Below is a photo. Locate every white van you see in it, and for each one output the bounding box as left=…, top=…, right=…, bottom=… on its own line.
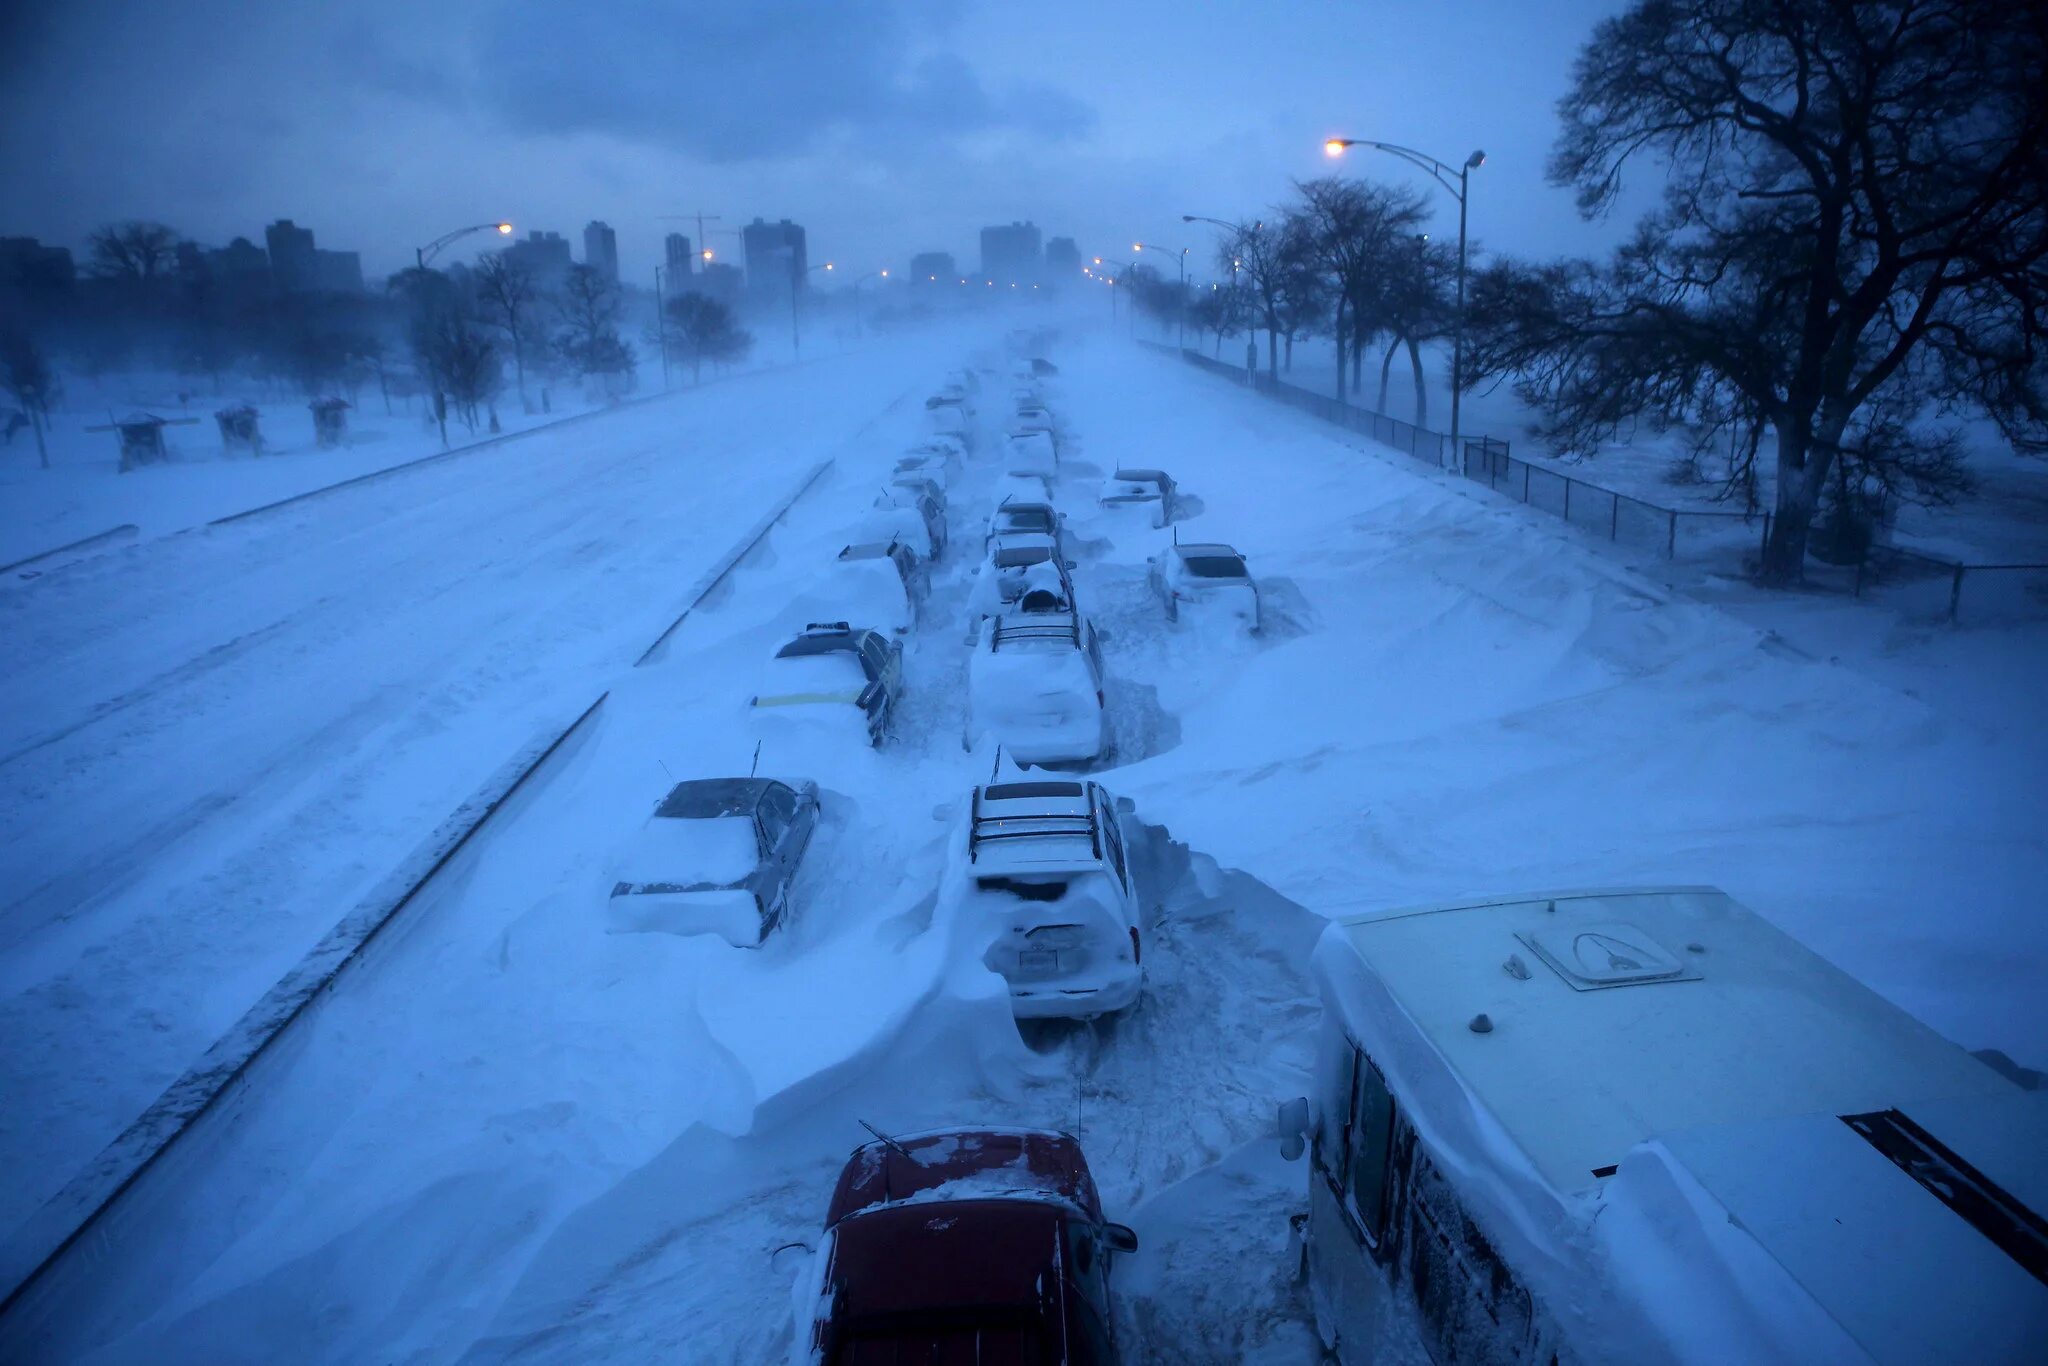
left=964, top=611, right=1107, bottom=765
left=1279, top=886, right=2047, bottom=1366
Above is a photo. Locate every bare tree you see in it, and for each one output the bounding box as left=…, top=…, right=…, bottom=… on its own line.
left=2, top=327, right=59, bottom=468
left=474, top=252, right=543, bottom=407
left=1472, top=0, right=2047, bottom=584
left=1289, top=178, right=1430, bottom=404
left=660, top=293, right=754, bottom=382
left=86, top=221, right=182, bottom=285
left=555, top=264, right=634, bottom=391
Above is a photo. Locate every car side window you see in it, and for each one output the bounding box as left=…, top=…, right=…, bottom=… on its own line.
left=757, top=787, right=796, bottom=849
left=1344, top=1050, right=1397, bottom=1245
left=1099, top=803, right=1128, bottom=888
left=857, top=636, right=889, bottom=680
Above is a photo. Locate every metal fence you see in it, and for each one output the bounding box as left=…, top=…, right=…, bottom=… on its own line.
left=1152, top=342, right=2048, bottom=624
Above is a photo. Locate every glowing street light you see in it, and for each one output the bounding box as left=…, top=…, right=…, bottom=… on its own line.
left=414, top=221, right=514, bottom=269
left=1133, top=241, right=1191, bottom=349
left=1324, top=136, right=1486, bottom=465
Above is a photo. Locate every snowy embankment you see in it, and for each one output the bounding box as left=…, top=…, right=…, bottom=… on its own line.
left=19, top=326, right=2044, bottom=1363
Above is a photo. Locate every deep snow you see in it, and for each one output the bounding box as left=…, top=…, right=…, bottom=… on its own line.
left=4, top=322, right=2042, bottom=1362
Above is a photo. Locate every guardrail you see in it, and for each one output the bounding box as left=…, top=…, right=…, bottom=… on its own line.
left=1151, top=342, right=2047, bottom=624
left=0, top=524, right=140, bottom=578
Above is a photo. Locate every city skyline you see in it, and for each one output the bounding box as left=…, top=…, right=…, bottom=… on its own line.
left=0, top=0, right=1650, bottom=287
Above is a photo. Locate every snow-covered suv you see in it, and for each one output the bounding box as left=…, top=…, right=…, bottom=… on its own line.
left=960, top=779, right=1143, bottom=1018
left=751, top=622, right=904, bottom=746
left=965, top=611, right=1108, bottom=765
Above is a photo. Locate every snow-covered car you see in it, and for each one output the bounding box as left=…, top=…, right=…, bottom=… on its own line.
left=924, top=403, right=971, bottom=449
left=1097, top=468, right=1177, bottom=529
left=802, top=1126, right=1138, bottom=1362
left=832, top=539, right=926, bottom=634
left=750, top=622, right=903, bottom=746
left=606, top=777, right=821, bottom=946
left=858, top=497, right=945, bottom=563
left=966, top=538, right=1079, bottom=641
left=1006, top=428, right=1058, bottom=477
left=960, top=779, right=1142, bottom=1016
left=885, top=473, right=946, bottom=508
left=965, top=611, right=1108, bottom=766
left=985, top=499, right=1063, bottom=554
left=1148, top=541, right=1260, bottom=632
left=993, top=470, right=1054, bottom=508
left=1277, top=886, right=2048, bottom=1366
left=1013, top=402, right=1054, bottom=435
left=892, top=455, right=952, bottom=494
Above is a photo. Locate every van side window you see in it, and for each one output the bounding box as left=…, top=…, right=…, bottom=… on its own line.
left=1100, top=804, right=1128, bottom=886
left=1344, top=1050, right=1396, bottom=1244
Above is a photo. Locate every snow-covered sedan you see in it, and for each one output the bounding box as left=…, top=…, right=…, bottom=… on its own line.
left=607, top=777, right=821, bottom=946
left=751, top=622, right=904, bottom=746
left=1006, top=428, right=1057, bottom=478
left=830, top=539, right=926, bottom=634
left=985, top=499, right=1064, bottom=555
left=1148, top=541, right=1260, bottom=633
left=965, top=537, right=1078, bottom=641
left=1097, top=468, right=1177, bottom=529
left=959, top=779, right=1143, bottom=1017
left=859, top=493, right=946, bottom=562
left=965, top=611, right=1108, bottom=766
left=801, top=1126, right=1138, bottom=1362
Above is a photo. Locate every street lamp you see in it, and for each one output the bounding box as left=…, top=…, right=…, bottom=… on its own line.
left=1325, top=137, right=1485, bottom=468
left=1132, top=242, right=1190, bottom=349
left=1094, top=257, right=1135, bottom=331
left=791, top=259, right=833, bottom=357
left=414, top=221, right=512, bottom=269
left=850, top=269, right=888, bottom=338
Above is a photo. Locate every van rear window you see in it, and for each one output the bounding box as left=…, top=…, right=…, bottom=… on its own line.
left=976, top=876, right=1070, bottom=901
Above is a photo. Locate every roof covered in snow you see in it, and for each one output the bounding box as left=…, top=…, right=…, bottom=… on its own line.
left=1323, top=887, right=2014, bottom=1197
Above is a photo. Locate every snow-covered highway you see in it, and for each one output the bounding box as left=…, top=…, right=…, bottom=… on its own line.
left=5, top=329, right=2042, bottom=1363
left=0, top=348, right=932, bottom=1238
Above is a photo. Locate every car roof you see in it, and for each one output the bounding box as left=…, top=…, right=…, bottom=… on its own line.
left=1112, top=467, right=1168, bottom=481
left=828, top=1127, right=1098, bottom=1225
left=653, top=778, right=779, bottom=818
left=826, top=1201, right=1068, bottom=1343
left=1173, top=542, right=1240, bottom=559
left=986, top=612, right=1081, bottom=650
left=840, top=540, right=905, bottom=560
left=1319, top=887, right=2013, bottom=1197
left=967, top=782, right=1106, bottom=870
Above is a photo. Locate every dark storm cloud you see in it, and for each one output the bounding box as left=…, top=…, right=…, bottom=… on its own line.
left=464, top=0, right=1095, bottom=160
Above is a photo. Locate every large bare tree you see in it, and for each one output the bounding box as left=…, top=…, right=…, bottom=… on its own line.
left=473, top=251, right=542, bottom=406
left=1470, top=0, right=2048, bottom=583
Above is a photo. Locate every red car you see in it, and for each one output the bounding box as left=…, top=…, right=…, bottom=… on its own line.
left=804, top=1127, right=1139, bottom=1364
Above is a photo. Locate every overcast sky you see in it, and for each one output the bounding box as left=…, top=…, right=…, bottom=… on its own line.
left=1, top=0, right=1646, bottom=285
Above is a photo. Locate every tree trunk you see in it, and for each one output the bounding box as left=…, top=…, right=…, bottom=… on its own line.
left=1267, top=328, right=1278, bottom=380
left=1284, top=331, right=1294, bottom=369
left=1406, top=336, right=1426, bottom=426
left=32, top=410, right=48, bottom=469
left=1378, top=340, right=1398, bottom=412
left=1351, top=336, right=1364, bottom=391
left=1333, top=297, right=1347, bottom=405
left=1758, top=413, right=1843, bottom=586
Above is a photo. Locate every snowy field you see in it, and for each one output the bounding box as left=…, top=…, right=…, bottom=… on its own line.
left=5, top=324, right=2044, bottom=1362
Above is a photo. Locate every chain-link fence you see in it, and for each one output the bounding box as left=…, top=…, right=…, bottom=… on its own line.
left=1151, top=342, right=2048, bottom=624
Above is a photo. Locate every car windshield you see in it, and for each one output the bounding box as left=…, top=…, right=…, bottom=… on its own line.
left=993, top=546, right=1053, bottom=569
left=619, top=815, right=757, bottom=887
left=1183, top=554, right=1247, bottom=579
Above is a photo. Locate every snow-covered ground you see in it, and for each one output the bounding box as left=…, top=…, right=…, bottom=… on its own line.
left=6, top=325, right=2043, bottom=1362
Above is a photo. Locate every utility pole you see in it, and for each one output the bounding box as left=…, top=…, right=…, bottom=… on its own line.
left=654, top=265, right=671, bottom=388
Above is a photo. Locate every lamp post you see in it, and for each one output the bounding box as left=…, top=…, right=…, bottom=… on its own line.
left=1093, top=257, right=1135, bottom=332
left=849, top=269, right=888, bottom=339
left=414, top=221, right=513, bottom=270
left=409, top=221, right=511, bottom=447
left=1133, top=242, right=1190, bottom=350
left=792, top=259, right=833, bottom=358
left=654, top=264, right=672, bottom=388
left=1325, top=137, right=1485, bottom=469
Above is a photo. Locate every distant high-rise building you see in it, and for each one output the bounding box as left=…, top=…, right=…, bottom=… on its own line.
left=697, top=261, right=744, bottom=305
left=0, top=237, right=76, bottom=309
left=1044, top=236, right=1081, bottom=282
left=910, top=250, right=957, bottom=283
left=979, top=222, right=1042, bottom=285
left=205, top=236, right=270, bottom=281
left=584, top=221, right=619, bottom=284
left=263, top=219, right=362, bottom=294
left=505, top=229, right=573, bottom=287
left=742, top=217, right=808, bottom=302
left=664, top=232, right=695, bottom=277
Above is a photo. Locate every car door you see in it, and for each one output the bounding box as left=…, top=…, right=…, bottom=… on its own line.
left=754, top=786, right=797, bottom=920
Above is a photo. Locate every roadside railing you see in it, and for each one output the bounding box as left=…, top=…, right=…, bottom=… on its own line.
left=1150, top=342, right=2047, bottom=624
